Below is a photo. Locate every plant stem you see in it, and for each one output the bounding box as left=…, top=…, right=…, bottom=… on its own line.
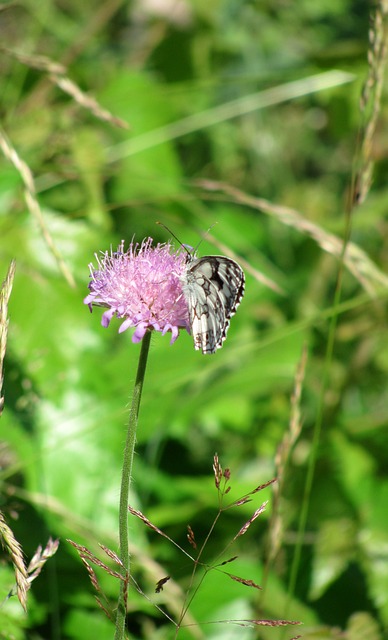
left=114, top=330, right=152, bottom=640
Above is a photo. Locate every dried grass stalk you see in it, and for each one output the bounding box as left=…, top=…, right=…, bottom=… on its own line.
left=1, top=47, right=128, bottom=129
left=268, top=345, right=308, bottom=564
left=199, top=180, right=388, bottom=295
left=0, top=511, right=29, bottom=611
left=0, top=129, right=75, bottom=287
left=352, top=3, right=388, bottom=205
left=0, top=260, right=15, bottom=416
left=27, top=538, right=60, bottom=583
left=50, top=74, right=128, bottom=129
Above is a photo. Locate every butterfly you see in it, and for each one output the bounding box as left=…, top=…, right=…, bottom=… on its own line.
left=181, top=253, right=245, bottom=354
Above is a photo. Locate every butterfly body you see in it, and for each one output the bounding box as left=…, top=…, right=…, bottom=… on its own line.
left=181, top=254, right=245, bottom=354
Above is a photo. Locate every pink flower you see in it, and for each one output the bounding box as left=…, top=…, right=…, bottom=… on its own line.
left=84, top=238, right=190, bottom=345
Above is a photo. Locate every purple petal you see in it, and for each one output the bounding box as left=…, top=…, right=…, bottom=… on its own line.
left=131, top=322, right=148, bottom=343
left=169, top=326, right=179, bottom=344
left=83, top=293, right=96, bottom=305
left=101, top=308, right=116, bottom=327
left=118, top=317, right=134, bottom=333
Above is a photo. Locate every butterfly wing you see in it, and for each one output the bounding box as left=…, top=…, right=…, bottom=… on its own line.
left=183, top=256, right=245, bottom=354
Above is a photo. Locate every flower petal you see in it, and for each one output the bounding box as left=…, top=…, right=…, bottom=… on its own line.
left=101, top=308, right=116, bottom=327
left=132, top=322, right=148, bottom=343
left=84, top=238, right=191, bottom=347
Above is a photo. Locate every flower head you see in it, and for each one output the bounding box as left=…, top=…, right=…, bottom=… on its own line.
left=84, top=238, right=190, bottom=345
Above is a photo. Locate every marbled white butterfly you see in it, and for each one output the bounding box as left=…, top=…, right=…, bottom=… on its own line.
left=182, top=252, right=245, bottom=355
left=157, top=222, right=245, bottom=354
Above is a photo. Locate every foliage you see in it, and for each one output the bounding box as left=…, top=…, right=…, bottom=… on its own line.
left=1, top=0, right=388, bottom=638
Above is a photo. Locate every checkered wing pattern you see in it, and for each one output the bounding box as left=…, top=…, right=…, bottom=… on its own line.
left=182, top=255, right=245, bottom=354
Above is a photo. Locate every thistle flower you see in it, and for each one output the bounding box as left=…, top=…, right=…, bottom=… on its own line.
left=84, top=238, right=190, bottom=345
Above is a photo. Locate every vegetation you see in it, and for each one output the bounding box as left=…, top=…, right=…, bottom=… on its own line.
left=1, top=1, right=388, bottom=638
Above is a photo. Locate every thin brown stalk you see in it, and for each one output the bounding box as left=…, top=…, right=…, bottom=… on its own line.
left=261, top=345, right=308, bottom=599
left=128, top=506, right=195, bottom=562
left=67, top=540, right=123, bottom=581
left=67, top=540, right=115, bottom=621
left=0, top=511, right=29, bottom=611
left=233, top=503, right=268, bottom=541
left=0, top=47, right=66, bottom=74
left=1, top=47, right=128, bottom=129
left=14, top=0, right=124, bottom=112
left=351, top=3, right=388, bottom=205
left=226, top=574, right=262, bottom=590
left=50, top=74, right=128, bottom=129
left=0, top=260, right=15, bottom=416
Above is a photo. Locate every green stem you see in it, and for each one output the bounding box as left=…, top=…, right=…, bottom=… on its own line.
left=114, top=330, right=152, bottom=640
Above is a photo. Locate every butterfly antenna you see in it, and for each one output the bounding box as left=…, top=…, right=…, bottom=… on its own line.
left=193, top=222, right=218, bottom=254
left=157, top=220, right=219, bottom=255
left=156, top=221, right=191, bottom=255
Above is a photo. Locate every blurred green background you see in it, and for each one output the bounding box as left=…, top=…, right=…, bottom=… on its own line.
left=1, top=1, right=388, bottom=639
